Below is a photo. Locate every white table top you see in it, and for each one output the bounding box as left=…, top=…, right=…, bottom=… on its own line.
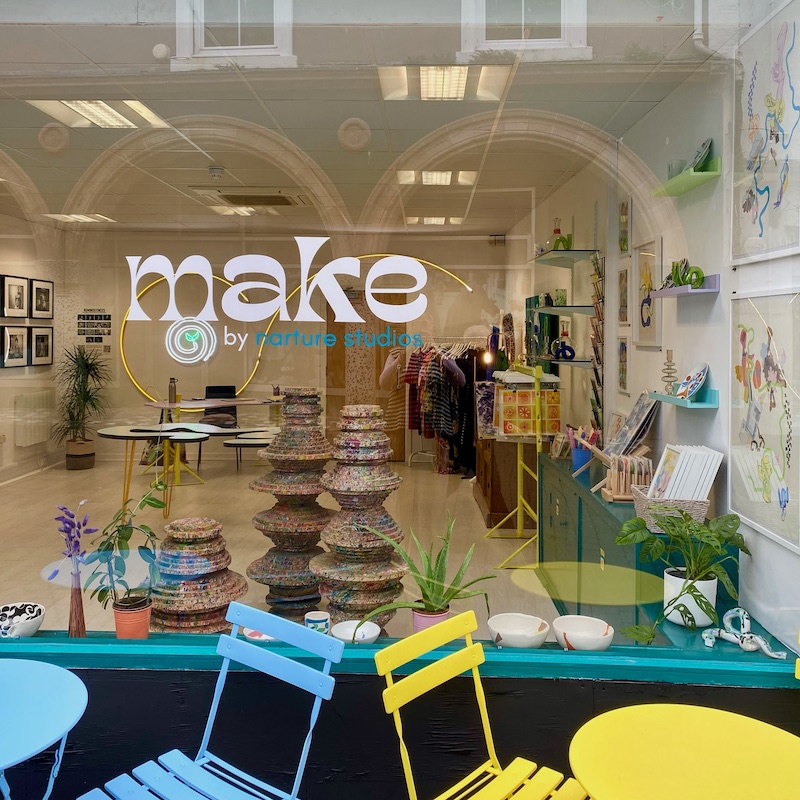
left=0, top=659, right=88, bottom=770
left=99, top=424, right=271, bottom=441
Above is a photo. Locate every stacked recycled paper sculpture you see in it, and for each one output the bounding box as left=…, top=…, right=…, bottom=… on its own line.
left=310, top=404, right=406, bottom=626
left=247, top=388, right=333, bottom=617
left=151, top=516, right=248, bottom=633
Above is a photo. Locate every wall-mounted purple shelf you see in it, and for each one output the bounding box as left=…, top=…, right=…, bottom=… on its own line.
left=650, top=273, right=719, bottom=298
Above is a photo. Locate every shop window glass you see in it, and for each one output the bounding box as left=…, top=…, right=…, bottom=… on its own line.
left=204, top=0, right=276, bottom=48
left=485, top=0, right=561, bottom=42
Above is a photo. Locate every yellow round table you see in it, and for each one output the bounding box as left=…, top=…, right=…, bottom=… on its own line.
left=569, top=703, right=800, bottom=800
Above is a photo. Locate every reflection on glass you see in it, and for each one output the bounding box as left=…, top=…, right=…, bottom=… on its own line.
left=204, top=0, right=275, bottom=48
left=486, top=0, right=561, bottom=41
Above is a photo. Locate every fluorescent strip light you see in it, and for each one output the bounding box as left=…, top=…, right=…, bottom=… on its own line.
left=476, top=66, right=512, bottom=101
left=424, top=217, right=446, bottom=225
left=62, top=100, right=136, bottom=128
left=420, top=66, right=468, bottom=101
left=209, top=206, right=255, bottom=217
left=123, top=100, right=169, bottom=128
left=396, top=170, right=417, bottom=185
left=264, top=207, right=280, bottom=216
left=449, top=217, right=463, bottom=225
left=43, top=213, right=117, bottom=223
left=405, top=216, right=419, bottom=225
left=457, top=171, right=478, bottom=186
left=422, top=171, right=452, bottom=186
left=378, top=66, right=409, bottom=100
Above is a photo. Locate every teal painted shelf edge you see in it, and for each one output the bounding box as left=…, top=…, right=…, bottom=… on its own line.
left=651, top=157, right=722, bottom=197
left=649, top=387, right=719, bottom=408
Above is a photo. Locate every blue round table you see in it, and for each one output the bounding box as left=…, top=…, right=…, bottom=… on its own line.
left=0, top=659, right=88, bottom=800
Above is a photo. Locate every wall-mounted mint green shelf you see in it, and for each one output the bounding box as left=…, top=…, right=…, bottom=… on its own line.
left=651, top=157, right=722, bottom=197
left=648, top=386, right=719, bottom=408
left=534, top=249, right=597, bottom=268
left=650, top=273, right=719, bottom=297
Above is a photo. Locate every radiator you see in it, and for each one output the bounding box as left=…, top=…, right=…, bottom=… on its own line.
left=14, top=388, right=56, bottom=447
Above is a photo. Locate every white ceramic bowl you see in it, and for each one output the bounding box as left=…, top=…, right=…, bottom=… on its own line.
left=552, top=615, right=614, bottom=651
left=331, top=620, right=381, bottom=644
left=487, top=613, right=549, bottom=649
left=0, top=602, right=45, bottom=638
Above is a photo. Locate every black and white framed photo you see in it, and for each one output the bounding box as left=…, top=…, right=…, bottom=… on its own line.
left=30, top=279, right=54, bottom=319
left=3, top=326, right=29, bottom=367
left=2, top=275, right=29, bottom=318
left=30, top=326, right=53, bottom=365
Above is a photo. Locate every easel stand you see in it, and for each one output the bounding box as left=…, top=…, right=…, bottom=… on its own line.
left=483, top=365, right=543, bottom=570
left=571, top=440, right=650, bottom=502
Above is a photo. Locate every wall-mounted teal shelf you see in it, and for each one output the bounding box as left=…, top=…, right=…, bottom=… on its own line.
left=648, top=386, right=719, bottom=409
left=650, top=274, right=719, bottom=297
left=651, top=157, right=722, bottom=197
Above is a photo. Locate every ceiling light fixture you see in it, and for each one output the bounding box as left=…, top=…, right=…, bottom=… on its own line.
left=422, top=171, right=452, bottom=186
left=378, top=66, right=409, bottom=100
left=476, top=65, right=513, bottom=101
left=396, top=170, right=417, bottom=185
left=123, top=100, right=169, bottom=128
left=405, top=216, right=419, bottom=225
left=420, top=66, right=468, bottom=101
left=424, top=217, right=446, bottom=225
left=449, top=217, right=463, bottom=225
left=209, top=205, right=256, bottom=217
left=61, top=100, right=137, bottom=128
left=457, top=171, right=478, bottom=186
left=43, top=213, right=117, bottom=223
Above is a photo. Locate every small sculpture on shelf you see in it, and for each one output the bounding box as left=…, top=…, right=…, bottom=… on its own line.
left=702, top=607, right=786, bottom=659
left=662, top=350, right=678, bottom=395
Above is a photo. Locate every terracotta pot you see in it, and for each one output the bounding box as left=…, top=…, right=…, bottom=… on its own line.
left=412, top=608, right=450, bottom=633
left=66, top=439, right=95, bottom=470
left=663, top=568, right=717, bottom=628
left=113, top=601, right=152, bottom=639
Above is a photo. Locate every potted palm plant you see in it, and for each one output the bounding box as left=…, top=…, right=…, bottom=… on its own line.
left=616, top=509, right=750, bottom=645
left=358, top=517, right=495, bottom=633
left=83, top=482, right=166, bottom=638
left=52, top=345, right=111, bottom=470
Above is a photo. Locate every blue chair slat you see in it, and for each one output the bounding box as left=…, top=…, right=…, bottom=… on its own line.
left=226, top=603, right=344, bottom=662
left=217, top=635, right=336, bottom=700
left=158, top=750, right=278, bottom=800
left=77, top=790, right=113, bottom=800
left=105, top=773, right=162, bottom=799
left=132, top=760, right=210, bottom=800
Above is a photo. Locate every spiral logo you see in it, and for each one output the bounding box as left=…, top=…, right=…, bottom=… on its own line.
left=165, top=317, right=217, bottom=364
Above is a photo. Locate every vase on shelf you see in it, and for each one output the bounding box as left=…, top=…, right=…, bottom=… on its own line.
left=662, top=350, right=677, bottom=395
left=68, top=562, right=86, bottom=638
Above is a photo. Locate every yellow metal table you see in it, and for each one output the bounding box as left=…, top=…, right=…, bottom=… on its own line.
left=569, top=703, right=800, bottom=800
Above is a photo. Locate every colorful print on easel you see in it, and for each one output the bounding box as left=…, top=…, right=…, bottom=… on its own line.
left=494, top=386, right=560, bottom=436
left=731, top=292, right=797, bottom=551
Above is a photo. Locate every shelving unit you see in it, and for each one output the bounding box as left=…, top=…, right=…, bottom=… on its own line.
left=651, top=157, right=722, bottom=197
left=648, top=385, right=719, bottom=409
left=534, top=249, right=598, bottom=268
left=650, top=273, right=720, bottom=298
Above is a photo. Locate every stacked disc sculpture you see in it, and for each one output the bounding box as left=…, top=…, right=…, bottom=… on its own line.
left=310, top=404, right=407, bottom=627
left=151, top=517, right=248, bottom=633
left=247, top=388, right=333, bottom=618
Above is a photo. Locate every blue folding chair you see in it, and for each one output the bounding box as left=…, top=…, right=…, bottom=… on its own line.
left=78, top=602, right=344, bottom=800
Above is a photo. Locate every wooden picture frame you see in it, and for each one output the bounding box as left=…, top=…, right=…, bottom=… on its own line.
left=3, top=326, right=29, bottom=367
left=617, top=335, right=630, bottom=396
left=618, top=197, right=632, bottom=254
left=633, top=237, right=662, bottom=348
left=2, top=275, right=29, bottom=318
left=30, top=326, right=53, bottom=366
left=30, top=279, right=54, bottom=319
left=618, top=257, right=631, bottom=326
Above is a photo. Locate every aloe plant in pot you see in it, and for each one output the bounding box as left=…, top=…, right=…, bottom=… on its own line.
left=358, top=517, right=495, bottom=633
left=616, top=509, right=750, bottom=645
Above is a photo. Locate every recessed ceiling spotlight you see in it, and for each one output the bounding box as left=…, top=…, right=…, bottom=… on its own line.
left=422, top=171, right=452, bottom=186
left=424, top=217, right=446, bottom=225
left=43, top=213, right=117, bottom=223
left=457, top=171, right=478, bottom=186
left=396, top=170, right=417, bottom=185
left=420, top=66, right=468, bottom=101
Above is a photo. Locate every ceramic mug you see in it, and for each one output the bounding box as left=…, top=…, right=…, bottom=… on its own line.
left=304, top=611, right=331, bottom=635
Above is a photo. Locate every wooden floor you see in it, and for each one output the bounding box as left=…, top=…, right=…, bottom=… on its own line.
left=0, top=444, right=557, bottom=639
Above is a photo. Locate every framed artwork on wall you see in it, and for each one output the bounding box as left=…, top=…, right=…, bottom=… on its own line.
left=3, top=326, right=29, bottom=367
left=30, top=279, right=54, bottom=319
left=633, top=237, right=662, bottom=348
left=31, top=326, right=53, bottom=365
left=732, top=4, right=800, bottom=264
left=2, top=275, right=29, bottom=318
left=618, top=197, right=631, bottom=254
left=730, top=290, right=799, bottom=553
left=618, top=258, right=631, bottom=326
left=617, top=335, right=630, bottom=396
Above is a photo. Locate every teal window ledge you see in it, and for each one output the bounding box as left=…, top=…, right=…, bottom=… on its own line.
left=1, top=628, right=797, bottom=689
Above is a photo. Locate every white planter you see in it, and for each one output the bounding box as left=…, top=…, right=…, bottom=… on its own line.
left=663, top=568, right=717, bottom=628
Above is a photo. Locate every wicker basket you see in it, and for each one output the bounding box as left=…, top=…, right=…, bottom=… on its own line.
left=631, top=485, right=709, bottom=533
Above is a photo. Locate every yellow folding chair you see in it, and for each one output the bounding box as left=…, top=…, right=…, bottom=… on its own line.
left=374, top=610, right=588, bottom=800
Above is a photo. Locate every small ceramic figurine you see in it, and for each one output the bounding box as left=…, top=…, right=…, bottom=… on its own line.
left=701, top=607, right=787, bottom=659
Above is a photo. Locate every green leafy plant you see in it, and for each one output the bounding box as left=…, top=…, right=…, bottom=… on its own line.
left=616, top=509, right=750, bottom=644
left=52, top=345, right=111, bottom=443
left=358, top=517, right=495, bottom=626
left=83, top=483, right=166, bottom=610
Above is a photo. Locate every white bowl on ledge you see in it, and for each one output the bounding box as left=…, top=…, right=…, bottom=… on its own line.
left=331, top=620, right=381, bottom=644
left=487, top=613, right=550, bottom=648
left=552, top=615, right=614, bottom=651
left=0, top=602, right=45, bottom=638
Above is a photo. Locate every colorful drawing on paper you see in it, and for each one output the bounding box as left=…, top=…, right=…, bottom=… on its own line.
left=731, top=293, right=797, bottom=550
left=733, top=11, right=800, bottom=261
left=618, top=197, right=631, bottom=254
left=634, top=239, right=661, bottom=347
left=617, top=336, right=629, bottom=396
left=618, top=267, right=629, bottom=325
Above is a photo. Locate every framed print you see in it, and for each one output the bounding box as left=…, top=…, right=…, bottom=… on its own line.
left=618, top=197, right=631, bottom=254
left=732, top=5, right=800, bottom=264
left=3, top=326, right=28, bottom=367
left=617, top=335, right=630, bottom=396
left=618, top=259, right=631, bottom=326
left=633, top=237, right=662, bottom=348
left=30, top=279, right=54, bottom=319
left=30, top=326, right=53, bottom=365
left=730, top=290, right=800, bottom=553
left=2, top=275, right=29, bottom=318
